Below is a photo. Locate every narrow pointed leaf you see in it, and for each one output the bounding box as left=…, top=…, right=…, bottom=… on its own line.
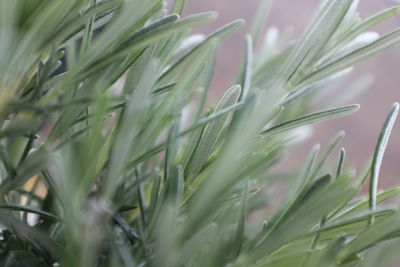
left=369, top=102, right=399, bottom=225
left=301, top=30, right=400, bottom=87
left=250, top=0, right=273, bottom=47
left=262, top=105, right=359, bottom=137
left=188, top=85, right=242, bottom=177
left=338, top=211, right=400, bottom=262
left=336, top=148, right=346, bottom=178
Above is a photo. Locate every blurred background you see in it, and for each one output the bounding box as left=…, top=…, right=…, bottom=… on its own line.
left=179, top=0, right=400, bottom=189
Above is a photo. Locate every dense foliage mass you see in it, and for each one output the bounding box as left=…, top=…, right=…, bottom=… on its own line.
left=1, top=0, right=400, bottom=266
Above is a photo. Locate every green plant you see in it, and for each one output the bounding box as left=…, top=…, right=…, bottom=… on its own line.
left=1, top=0, right=400, bottom=266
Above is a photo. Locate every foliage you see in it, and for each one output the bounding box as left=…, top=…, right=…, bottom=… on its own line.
left=0, top=0, right=400, bottom=266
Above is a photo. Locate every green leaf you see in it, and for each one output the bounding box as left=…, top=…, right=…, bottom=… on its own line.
left=148, top=166, right=184, bottom=245
left=250, top=0, right=273, bottom=47
left=164, top=114, right=182, bottom=182
left=338, top=211, right=400, bottom=262
left=329, top=6, right=400, bottom=55
left=231, top=181, right=249, bottom=258
left=80, top=14, right=179, bottom=78
left=300, top=29, right=400, bottom=87
left=252, top=144, right=320, bottom=248
left=311, top=207, right=396, bottom=240
left=188, top=85, right=242, bottom=178
left=76, top=1, right=163, bottom=71
left=0, top=211, right=62, bottom=261
left=165, top=165, right=185, bottom=205
left=281, top=0, right=354, bottom=89
left=309, top=131, right=345, bottom=180
left=261, top=105, right=359, bottom=137
left=0, top=204, right=61, bottom=222
left=79, top=0, right=98, bottom=55
left=240, top=35, right=253, bottom=102
left=177, top=223, right=217, bottom=265
left=91, top=12, right=218, bottom=72
left=0, top=145, right=16, bottom=178
left=336, top=148, right=346, bottom=178
left=148, top=174, right=162, bottom=218
left=299, top=174, right=332, bottom=205
left=123, top=47, right=154, bottom=95
left=172, top=0, right=186, bottom=15
left=57, top=1, right=122, bottom=45
left=0, top=149, right=49, bottom=197
left=252, top=175, right=357, bottom=259
left=61, top=4, right=117, bottom=45
left=340, top=187, right=400, bottom=217
left=158, top=19, right=244, bottom=85
left=369, top=102, right=399, bottom=225
left=103, top=60, right=158, bottom=200
left=126, top=92, right=243, bottom=171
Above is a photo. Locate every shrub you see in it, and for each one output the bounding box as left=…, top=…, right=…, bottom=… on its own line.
left=1, top=0, right=400, bottom=266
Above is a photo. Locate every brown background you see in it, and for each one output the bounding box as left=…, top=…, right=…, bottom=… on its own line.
left=178, top=0, right=400, bottom=189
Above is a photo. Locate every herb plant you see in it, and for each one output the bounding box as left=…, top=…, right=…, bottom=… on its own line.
left=1, top=0, right=400, bottom=266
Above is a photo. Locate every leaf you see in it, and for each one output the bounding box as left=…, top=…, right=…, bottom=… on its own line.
left=136, top=169, right=148, bottom=226
left=61, top=4, right=117, bottom=45
left=177, top=223, right=217, bottom=265
left=311, top=206, right=396, bottom=240
left=165, top=165, right=184, bottom=205
left=76, top=1, right=163, bottom=71
left=250, top=0, right=273, bottom=47
left=0, top=145, right=16, bottom=178
left=327, top=156, right=373, bottom=220
left=0, top=204, right=61, bottom=222
left=261, top=105, right=359, bottom=137
left=172, top=0, right=186, bottom=15
left=231, top=181, right=249, bottom=258
left=0, top=250, right=48, bottom=267
left=193, top=49, right=217, bottom=121
left=230, top=35, right=253, bottom=130
left=281, top=0, right=354, bottom=89
left=164, top=114, right=182, bottom=182
left=79, top=0, right=96, bottom=55
left=299, top=174, right=332, bottom=205
left=240, top=35, right=253, bottom=102
left=338, top=211, right=400, bottom=262
left=309, top=131, right=345, bottom=180
left=340, top=187, right=400, bottom=217
left=253, top=45, right=293, bottom=87
left=91, top=12, right=218, bottom=72
left=123, top=14, right=181, bottom=47
left=0, top=211, right=62, bottom=261
left=330, top=6, right=400, bottom=55
left=182, top=102, right=244, bottom=138
left=57, top=0, right=122, bottom=45
left=336, top=148, right=346, bottom=178
left=148, top=175, right=161, bottom=218
left=126, top=101, right=244, bottom=170
left=0, top=149, right=50, bottom=197
left=103, top=60, right=158, bottom=200
left=80, top=14, right=179, bottom=78
left=123, top=47, right=154, bottom=95
left=188, top=85, right=242, bottom=178
left=300, top=29, right=400, bottom=87
left=158, top=19, right=244, bottom=85
left=0, top=119, right=42, bottom=140
left=295, top=1, right=354, bottom=71
left=148, top=166, right=184, bottom=245
left=369, top=102, right=399, bottom=225
left=252, top=175, right=357, bottom=259
left=252, top=145, right=320, bottom=247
